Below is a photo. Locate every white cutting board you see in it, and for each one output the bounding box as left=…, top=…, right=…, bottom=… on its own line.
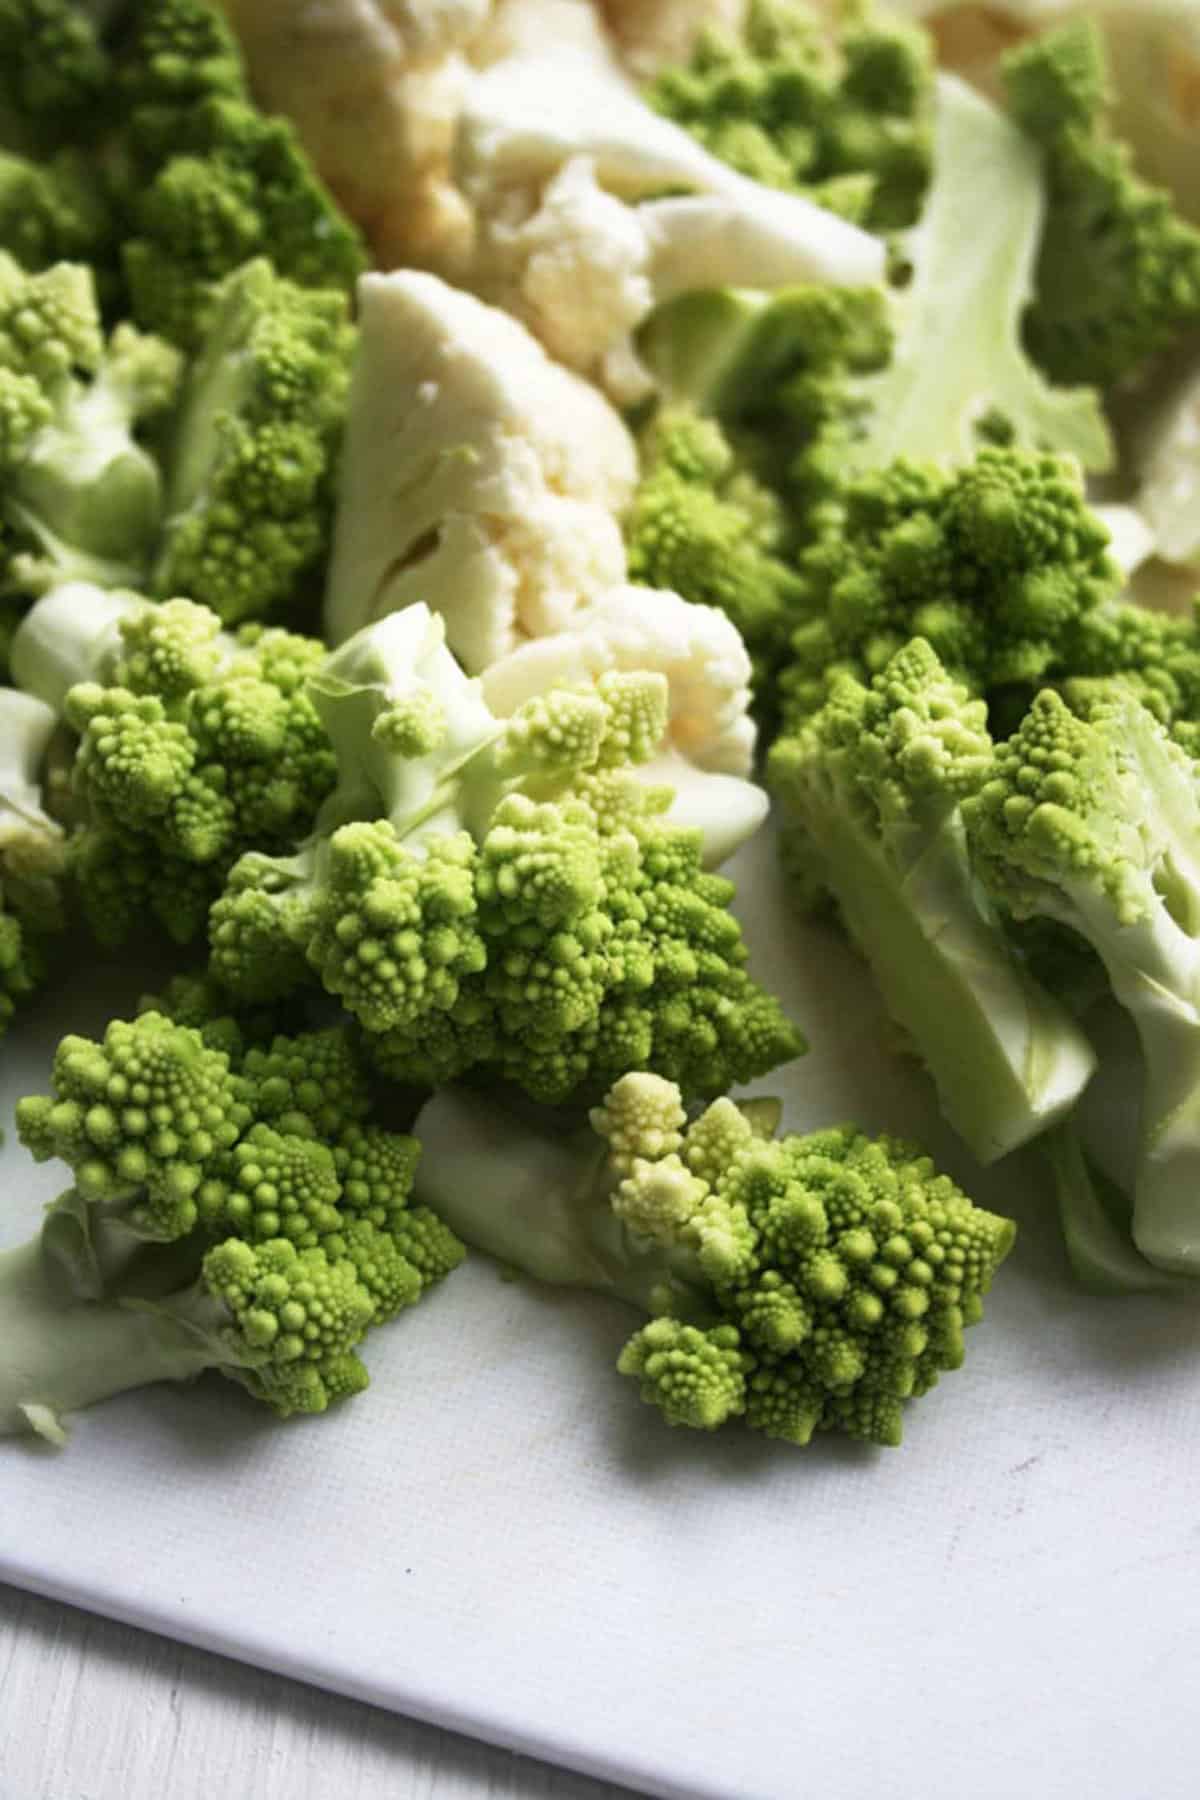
left=3, top=827, right=1199, bottom=1800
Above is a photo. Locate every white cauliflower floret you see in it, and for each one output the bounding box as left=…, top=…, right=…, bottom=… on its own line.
left=454, top=2, right=884, bottom=395
left=224, top=0, right=884, bottom=393
left=222, top=0, right=493, bottom=270
left=481, top=586, right=769, bottom=865
left=476, top=159, right=656, bottom=403
left=324, top=271, right=637, bottom=672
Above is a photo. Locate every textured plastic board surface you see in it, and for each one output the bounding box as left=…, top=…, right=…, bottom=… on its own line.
left=2, top=830, right=1199, bottom=1800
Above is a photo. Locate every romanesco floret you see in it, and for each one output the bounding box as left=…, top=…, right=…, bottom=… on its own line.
left=0, top=253, right=181, bottom=601
left=0, top=148, right=113, bottom=277
left=0, top=0, right=111, bottom=154
left=648, top=0, right=934, bottom=231
left=964, top=683, right=1200, bottom=1277
left=2, top=1011, right=463, bottom=1442
left=1004, top=21, right=1200, bottom=389
left=115, top=0, right=366, bottom=347
left=768, top=637, right=1097, bottom=1162
left=152, top=257, right=356, bottom=626
left=10, top=586, right=336, bottom=945
left=776, top=448, right=1120, bottom=730
left=638, top=70, right=1112, bottom=565
left=627, top=406, right=806, bottom=692
left=1057, top=598, right=1200, bottom=748
left=136, top=967, right=304, bottom=1063
left=208, top=606, right=803, bottom=1105
left=414, top=1074, right=1016, bottom=1448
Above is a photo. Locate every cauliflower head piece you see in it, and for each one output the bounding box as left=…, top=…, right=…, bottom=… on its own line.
left=221, top=0, right=492, bottom=270
left=324, top=270, right=637, bottom=673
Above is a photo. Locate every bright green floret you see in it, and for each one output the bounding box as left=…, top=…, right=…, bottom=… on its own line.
left=152, top=257, right=356, bottom=626
left=1056, top=597, right=1200, bottom=751
left=964, top=684, right=1200, bottom=1278
left=115, top=0, right=366, bottom=347
left=775, top=447, right=1120, bottom=731
left=648, top=0, right=933, bottom=231
left=10, top=585, right=336, bottom=945
left=415, top=1073, right=1016, bottom=1448
left=639, top=69, right=1112, bottom=571
left=208, top=606, right=803, bottom=1105
left=0, top=252, right=181, bottom=602
left=627, top=406, right=807, bottom=693
left=0, top=0, right=112, bottom=155
left=768, top=638, right=1096, bottom=1162
left=15, top=1010, right=250, bottom=1238
left=2, top=1012, right=463, bottom=1443
left=1004, top=21, right=1200, bottom=390
left=0, top=148, right=113, bottom=276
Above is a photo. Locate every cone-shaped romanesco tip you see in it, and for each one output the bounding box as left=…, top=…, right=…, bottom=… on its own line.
left=15, top=1010, right=248, bottom=1239
left=590, top=1072, right=688, bottom=1175
left=617, top=1319, right=750, bottom=1433
left=210, top=610, right=801, bottom=1106
left=12, top=587, right=337, bottom=948
left=2, top=1013, right=465, bottom=1442
left=415, top=1078, right=1017, bottom=1449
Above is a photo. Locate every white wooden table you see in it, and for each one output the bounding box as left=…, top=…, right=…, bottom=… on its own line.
left=0, top=1583, right=634, bottom=1800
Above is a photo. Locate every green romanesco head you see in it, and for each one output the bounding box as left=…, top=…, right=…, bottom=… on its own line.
left=201, top=1235, right=376, bottom=1418
left=648, top=0, right=933, bottom=231
left=303, top=821, right=486, bottom=1038
left=152, top=260, right=356, bottom=625
left=963, top=685, right=1196, bottom=935
left=206, top=847, right=320, bottom=1003
left=331, top=1122, right=421, bottom=1223
left=1004, top=22, right=1200, bottom=389
left=366, top=780, right=804, bottom=1106
left=15, top=1010, right=249, bottom=1238
left=239, top=1026, right=374, bottom=1141
left=628, top=406, right=806, bottom=685
left=0, top=148, right=113, bottom=276
left=118, top=0, right=246, bottom=128
left=778, top=448, right=1120, bottom=730
left=12, top=1006, right=466, bottom=1424
left=67, top=823, right=219, bottom=949
left=618, top=1319, right=751, bottom=1432
left=0, top=0, right=111, bottom=150
left=116, top=0, right=365, bottom=347
left=0, top=893, right=42, bottom=1038
left=770, top=636, right=993, bottom=857
left=65, top=683, right=195, bottom=827
left=110, top=596, right=225, bottom=697
left=207, top=1122, right=345, bottom=1248
left=61, top=597, right=336, bottom=949
left=590, top=1071, right=688, bottom=1175
left=0, top=255, right=179, bottom=595
left=607, top=1085, right=1015, bottom=1447
left=1057, top=601, right=1200, bottom=743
